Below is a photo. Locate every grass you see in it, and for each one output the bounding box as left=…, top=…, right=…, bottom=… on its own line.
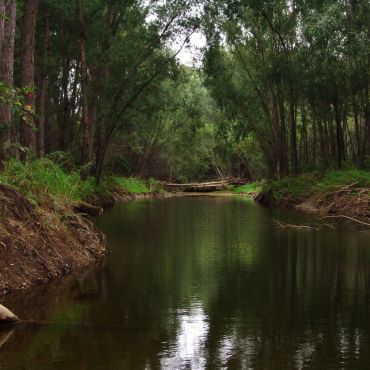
left=231, top=182, right=263, bottom=194
left=263, top=173, right=319, bottom=203
left=112, top=177, right=149, bottom=194
left=232, top=170, right=370, bottom=204
left=314, top=170, right=370, bottom=192
left=0, top=158, right=91, bottom=202
left=0, top=158, right=160, bottom=205
left=6, top=158, right=368, bottom=208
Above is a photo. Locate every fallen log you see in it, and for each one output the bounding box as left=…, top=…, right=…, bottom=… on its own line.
left=164, top=181, right=229, bottom=193
left=0, top=304, right=20, bottom=324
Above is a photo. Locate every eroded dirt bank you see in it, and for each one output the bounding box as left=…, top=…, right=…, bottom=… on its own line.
left=0, top=184, right=106, bottom=296
left=256, top=182, right=370, bottom=225
left=0, top=184, right=166, bottom=297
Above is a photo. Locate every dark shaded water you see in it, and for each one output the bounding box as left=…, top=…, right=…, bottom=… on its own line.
left=1, top=196, right=370, bottom=369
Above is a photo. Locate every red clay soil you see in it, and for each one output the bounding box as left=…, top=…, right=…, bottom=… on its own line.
left=0, top=184, right=106, bottom=296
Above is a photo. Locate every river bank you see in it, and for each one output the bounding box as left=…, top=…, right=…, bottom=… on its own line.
left=0, top=159, right=165, bottom=296
left=232, top=170, right=370, bottom=224
left=3, top=163, right=370, bottom=297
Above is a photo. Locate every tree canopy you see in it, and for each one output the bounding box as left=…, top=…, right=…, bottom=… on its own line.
left=0, top=0, right=369, bottom=181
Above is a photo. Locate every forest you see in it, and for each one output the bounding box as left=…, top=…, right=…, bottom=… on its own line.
left=1, top=1, right=370, bottom=367
left=0, top=0, right=369, bottom=184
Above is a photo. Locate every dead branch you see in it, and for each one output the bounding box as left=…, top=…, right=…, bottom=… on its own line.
left=320, top=215, right=370, bottom=227
left=273, top=220, right=318, bottom=230
left=326, top=182, right=359, bottom=195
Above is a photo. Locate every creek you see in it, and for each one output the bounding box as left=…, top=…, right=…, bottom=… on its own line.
left=1, top=196, right=370, bottom=369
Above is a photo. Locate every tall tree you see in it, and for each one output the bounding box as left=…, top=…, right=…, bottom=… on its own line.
left=19, top=0, right=39, bottom=158
left=0, top=0, right=5, bottom=52
left=76, top=0, right=91, bottom=176
left=0, top=0, right=16, bottom=163
left=36, top=9, right=49, bottom=157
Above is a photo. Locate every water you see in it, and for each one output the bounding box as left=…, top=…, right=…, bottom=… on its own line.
left=1, top=196, right=370, bottom=369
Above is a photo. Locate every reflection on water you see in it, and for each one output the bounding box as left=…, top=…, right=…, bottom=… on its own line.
left=160, top=303, right=208, bottom=369
left=0, top=328, right=14, bottom=350
left=1, top=196, right=370, bottom=369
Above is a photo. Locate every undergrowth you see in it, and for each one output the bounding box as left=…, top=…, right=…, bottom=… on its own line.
left=234, top=170, right=370, bottom=204
left=0, top=159, right=159, bottom=205
left=231, top=182, right=263, bottom=194
left=112, top=177, right=149, bottom=193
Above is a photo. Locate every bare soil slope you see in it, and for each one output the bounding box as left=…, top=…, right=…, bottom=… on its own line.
left=0, top=184, right=106, bottom=295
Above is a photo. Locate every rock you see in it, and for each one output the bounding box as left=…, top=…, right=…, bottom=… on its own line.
left=0, top=304, right=20, bottom=324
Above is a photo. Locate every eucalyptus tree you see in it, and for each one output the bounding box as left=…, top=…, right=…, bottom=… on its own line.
left=28, top=0, right=201, bottom=181
left=0, top=0, right=16, bottom=163
left=202, top=0, right=370, bottom=176
left=19, top=0, right=39, bottom=157
left=103, top=68, right=221, bottom=181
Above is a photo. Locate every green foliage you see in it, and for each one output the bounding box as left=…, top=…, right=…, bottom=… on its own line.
left=0, top=159, right=89, bottom=202
left=259, top=170, right=370, bottom=204
left=0, top=159, right=158, bottom=205
left=264, top=174, right=319, bottom=203
left=108, top=69, right=222, bottom=181
left=204, top=0, right=370, bottom=177
left=112, top=177, right=149, bottom=194
left=231, top=182, right=263, bottom=194
left=315, top=170, right=370, bottom=192
left=0, top=82, right=34, bottom=118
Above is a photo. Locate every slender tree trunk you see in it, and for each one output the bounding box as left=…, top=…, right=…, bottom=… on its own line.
left=352, top=93, right=362, bottom=166
left=289, top=87, right=298, bottom=174
left=334, top=98, right=343, bottom=169
left=276, top=87, right=288, bottom=175
left=327, top=107, right=336, bottom=161
left=58, top=58, right=70, bottom=151
left=20, top=0, right=39, bottom=159
left=0, top=0, right=16, bottom=164
left=362, top=86, right=370, bottom=163
left=312, top=104, right=318, bottom=166
left=315, top=104, right=326, bottom=166
left=301, top=102, right=308, bottom=166
left=76, top=0, right=91, bottom=177
left=37, top=10, right=49, bottom=157
left=0, top=0, right=5, bottom=53
left=95, top=142, right=107, bottom=185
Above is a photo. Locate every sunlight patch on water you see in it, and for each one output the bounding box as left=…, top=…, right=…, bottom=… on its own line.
left=160, top=302, right=209, bottom=369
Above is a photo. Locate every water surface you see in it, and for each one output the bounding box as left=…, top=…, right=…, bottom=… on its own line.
left=1, top=196, right=370, bottom=369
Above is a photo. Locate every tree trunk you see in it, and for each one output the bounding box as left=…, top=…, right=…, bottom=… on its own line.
left=95, top=142, right=107, bottom=185
left=276, top=87, right=288, bottom=176
left=76, top=0, right=91, bottom=178
left=289, top=87, right=298, bottom=174
left=37, top=10, right=49, bottom=157
left=0, top=0, right=16, bottom=164
left=20, top=0, right=39, bottom=159
left=315, top=105, right=327, bottom=166
left=58, top=58, right=70, bottom=151
left=334, top=99, right=343, bottom=169
left=301, top=102, right=308, bottom=166
left=362, top=86, right=370, bottom=163
left=0, top=0, right=5, bottom=53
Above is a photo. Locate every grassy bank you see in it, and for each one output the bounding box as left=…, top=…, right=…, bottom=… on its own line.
left=232, top=170, right=370, bottom=202
left=231, top=170, right=370, bottom=222
left=0, top=158, right=164, bottom=295
left=0, top=158, right=162, bottom=207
